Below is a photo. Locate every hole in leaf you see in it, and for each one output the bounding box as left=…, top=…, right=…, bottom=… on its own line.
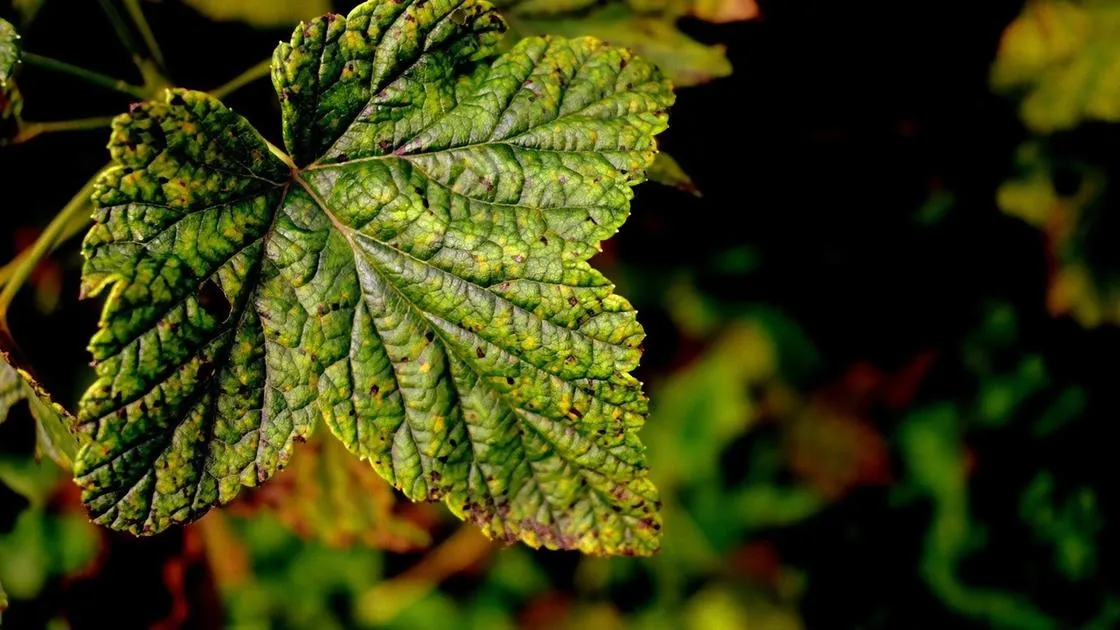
left=0, top=400, right=36, bottom=456
left=198, top=278, right=231, bottom=323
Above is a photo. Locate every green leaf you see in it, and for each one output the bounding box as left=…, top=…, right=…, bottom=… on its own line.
left=0, top=18, right=23, bottom=136
left=78, top=0, right=672, bottom=555
left=0, top=351, right=79, bottom=469
left=497, top=1, right=734, bottom=86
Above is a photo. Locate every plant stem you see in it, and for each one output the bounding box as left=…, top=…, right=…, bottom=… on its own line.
left=0, top=170, right=104, bottom=325
left=21, top=53, right=147, bottom=99
left=123, top=0, right=166, bottom=69
left=209, top=59, right=272, bottom=99
left=265, top=138, right=296, bottom=171
left=12, top=116, right=115, bottom=144
left=98, top=0, right=145, bottom=71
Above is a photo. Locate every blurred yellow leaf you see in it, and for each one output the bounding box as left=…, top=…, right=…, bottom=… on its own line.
left=181, top=0, right=331, bottom=27
left=996, top=143, right=1120, bottom=327
left=234, top=431, right=431, bottom=552
left=993, top=0, right=1120, bottom=131
left=684, top=587, right=802, bottom=630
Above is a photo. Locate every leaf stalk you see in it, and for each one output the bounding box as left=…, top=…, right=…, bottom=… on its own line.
left=21, top=53, right=147, bottom=99
left=209, top=58, right=272, bottom=100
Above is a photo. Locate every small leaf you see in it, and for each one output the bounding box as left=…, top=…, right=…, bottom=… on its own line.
left=79, top=0, right=672, bottom=556
left=648, top=152, right=701, bottom=197
left=996, top=142, right=1120, bottom=327
left=1, top=351, right=79, bottom=469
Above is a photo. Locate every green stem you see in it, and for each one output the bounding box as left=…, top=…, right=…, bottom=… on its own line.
left=0, top=204, right=92, bottom=288
left=98, top=0, right=145, bottom=69
left=265, top=138, right=296, bottom=171
left=0, top=171, right=104, bottom=324
left=13, top=116, right=115, bottom=144
left=21, top=53, right=147, bottom=99
left=209, top=58, right=272, bottom=99
left=123, top=0, right=166, bottom=69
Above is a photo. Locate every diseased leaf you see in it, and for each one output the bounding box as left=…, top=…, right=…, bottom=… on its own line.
left=496, top=1, right=734, bottom=86
left=79, top=0, right=672, bottom=556
left=182, top=0, right=332, bottom=28
left=992, top=0, right=1120, bottom=132
left=1, top=352, right=79, bottom=469
left=0, top=18, right=23, bottom=139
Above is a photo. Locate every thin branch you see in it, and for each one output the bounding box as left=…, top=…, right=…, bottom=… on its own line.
left=209, top=58, right=272, bottom=100
left=97, top=0, right=146, bottom=69
left=11, top=116, right=115, bottom=144
left=21, top=53, right=147, bottom=99
left=0, top=169, right=106, bottom=326
left=123, top=0, right=166, bottom=70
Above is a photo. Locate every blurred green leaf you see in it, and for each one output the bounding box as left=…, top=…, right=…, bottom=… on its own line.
left=0, top=458, right=98, bottom=604
left=1020, top=471, right=1102, bottom=581
left=221, top=514, right=386, bottom=630
left=898, top=405, right=1058, bottom=630
left=647, top=321, right=776, bottom=489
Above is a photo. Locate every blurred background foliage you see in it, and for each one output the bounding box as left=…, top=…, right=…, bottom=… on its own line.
left=3, top=0, right=1120, bottom=628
